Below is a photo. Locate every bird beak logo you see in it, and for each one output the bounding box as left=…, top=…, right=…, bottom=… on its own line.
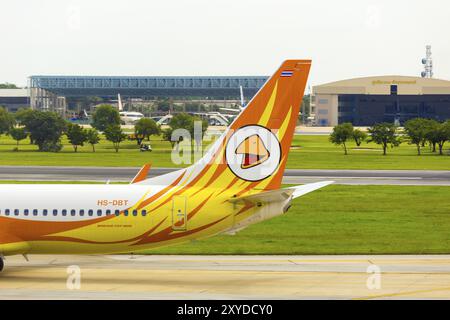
left=235, top=134, right=270, bottom=169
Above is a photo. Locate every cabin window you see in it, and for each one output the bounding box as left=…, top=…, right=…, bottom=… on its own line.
left=53, top=209, right=58, bottom=216
left=62, top=209, right=67, bottom=216
left=33, top=209, right=38, bottom=216
left=142, top=210, right=147, bottom=216
left=132, top=209, right=138, bottom=216
left=80, top=209, right=84, bottom=216
left=71, top=209, right=76, bottom=216
left=124, top=210, right=129, bottom=216
left=97, top=209, right=102, bottom=216
left=24, top=209, right=29, bottom=216
left=115, top=209, right=120, bottom=216
left=88, top=209, right=94, bottom=216
left=5, top=209, right=10, bottom=216
left=14, top=209, right=19, bottom=216
left=43, top=209, right=48, bottom=216
left=106, top=209, right=111, bottom=216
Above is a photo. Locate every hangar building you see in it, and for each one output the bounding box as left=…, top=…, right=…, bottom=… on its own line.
left=312, top=76, right=450, bottom=126
left=0, top=89, right=30, bottom=112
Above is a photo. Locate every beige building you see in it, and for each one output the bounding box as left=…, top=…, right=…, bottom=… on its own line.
left=312, top=76, right=450, bottom=126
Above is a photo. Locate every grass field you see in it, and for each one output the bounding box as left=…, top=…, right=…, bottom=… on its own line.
left=0, top=133, right=448, bottom=170
left=142, top=185, right=450, bottom=255
left=1, top=181, right=449, bottom=254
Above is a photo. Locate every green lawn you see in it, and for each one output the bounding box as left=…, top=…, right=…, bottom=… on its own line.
left=142, top=185, right=450, bottom=255
left=0, top=133, right=448, bottom=170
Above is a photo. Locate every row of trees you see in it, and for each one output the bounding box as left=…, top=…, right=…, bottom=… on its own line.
left=330, top=119, right=450, bottom=156
left=0, top=104, right=209, bottom=153
left=92, top=104, right=208, bottom=151
left=0, top=107, right=103, bottom=152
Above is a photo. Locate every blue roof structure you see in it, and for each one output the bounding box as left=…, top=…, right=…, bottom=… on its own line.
left=29, top=75, right=268, bottom=99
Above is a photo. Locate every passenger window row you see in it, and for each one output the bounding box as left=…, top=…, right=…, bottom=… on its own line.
left=0, top=209, right=147, bottom=217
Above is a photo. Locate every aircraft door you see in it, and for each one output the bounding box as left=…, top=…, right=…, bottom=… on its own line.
left=172, top=195, right=187, bottom=231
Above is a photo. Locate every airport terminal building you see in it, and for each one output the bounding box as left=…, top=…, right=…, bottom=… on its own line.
left=312, top=76, right=450, bottom=126
left=28, top=75, right=268, bottom=114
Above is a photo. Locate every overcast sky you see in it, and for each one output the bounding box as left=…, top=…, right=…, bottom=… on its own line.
left=1, top=0, right=449, bottom=87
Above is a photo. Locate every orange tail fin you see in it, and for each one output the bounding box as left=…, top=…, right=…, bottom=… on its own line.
left=140, top=60, right=311, bottom=192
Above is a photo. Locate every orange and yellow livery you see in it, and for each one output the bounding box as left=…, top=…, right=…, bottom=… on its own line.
left=0, top=60, right=333, bottom=271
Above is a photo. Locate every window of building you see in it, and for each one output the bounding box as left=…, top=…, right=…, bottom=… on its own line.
left=318, top=99, right=329, bottom=104
left=318, top=109, right=328, bottom=115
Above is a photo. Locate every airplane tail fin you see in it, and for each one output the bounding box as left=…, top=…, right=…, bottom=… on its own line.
left=141, top=60, right=311, bottom=193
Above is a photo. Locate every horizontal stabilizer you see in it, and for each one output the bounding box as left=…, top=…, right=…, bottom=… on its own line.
left=228, top=181, right=333, bottom=204
left=229, top=189, right=294, bottom=204
left=287, top=181, right=334, bottom=199
left=131, top=163, right=152, bottom=184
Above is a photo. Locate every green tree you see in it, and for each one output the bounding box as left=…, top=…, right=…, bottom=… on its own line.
left=191, top=115, right=208, bottom=151
left=9, top=127, right=28, bottom=149
left=15, top=108, right=37, bottom=144
left=0, top=83, right=19, bottom=89
left=432, top=121, right=450, bottom=155
left=134, top=118, right=160, bottom=142
left=104, top=124, right=126, bottom=152
left=66, top=123, right=88, bottom=152
left=156, top=99, right=172, bottom=112
left=329, top=122, right=354, bottom=155
left=0, top=106, right=15, bottom=135
left=86, top=129, right=100, bottom=152
left=352, top=128, right=368, bottom=147
left=300, top=94, right=311, bottom=123
left=165, top=113, right=208, bottom=151
left=91, top=104, right=120, bottom=131
left=22, top=111, right=66, bottom=152
left=424, top=119, right=441, bottom=153
left=404, top=118, right=432, bottom=156
left=367, top=123, right=401, bottom=155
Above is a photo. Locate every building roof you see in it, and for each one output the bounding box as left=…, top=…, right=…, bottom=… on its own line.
left=28, top=75, right=268, bottom=99
left=313, top=76, right=450, bottom=95
left=0, top=89, right=29, bottom=97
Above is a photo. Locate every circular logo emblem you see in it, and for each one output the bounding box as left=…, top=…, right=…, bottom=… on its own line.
left=225, top=125, right=281, bottom=182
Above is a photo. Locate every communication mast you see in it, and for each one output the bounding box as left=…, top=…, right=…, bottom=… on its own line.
left=421, top=45, right=433, bottom=78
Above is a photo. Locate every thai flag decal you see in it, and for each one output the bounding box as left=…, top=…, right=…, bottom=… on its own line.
left=281, top=70, right=293, bottom=77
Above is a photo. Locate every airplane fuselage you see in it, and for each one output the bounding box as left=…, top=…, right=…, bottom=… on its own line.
left=0, top=183, right=286, bottom=256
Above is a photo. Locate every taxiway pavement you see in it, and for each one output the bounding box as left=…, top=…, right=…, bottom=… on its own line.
left=1, top=255, right=450, bottom=299
left=0, top=166, right=449, bottom=185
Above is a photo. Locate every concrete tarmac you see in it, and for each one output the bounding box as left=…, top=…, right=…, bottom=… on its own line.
left=1, top=255, right=450, bottom=299
left=0, top=166, right=449, bottom=185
